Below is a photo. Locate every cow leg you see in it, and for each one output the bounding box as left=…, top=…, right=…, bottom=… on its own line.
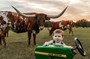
left=6, top=27, right=9, bottom=37
left=28, top=31, right=32, bottom=46
left=71, top=29, right=73, bottom=35
left=6, top=31, right=9, bottom=37
left=69, top=27, right=73, bottom=35
left=7, top=32, right=8, bottom=37
left=33, top=33, right=36, bottom=45
left=7, top=29, right=9, bottom=37
left=2, top=37, right=6, bottom=46
left=0, top=37, right=2, bottom=45
left=68, top=29, right=71, bottom=34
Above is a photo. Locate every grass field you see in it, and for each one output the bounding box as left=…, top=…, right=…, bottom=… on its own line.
left=0, top=28, right=90, bottom=59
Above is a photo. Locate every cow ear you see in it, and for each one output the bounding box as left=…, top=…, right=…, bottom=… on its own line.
left=45, top=15, right=50, bottom=20
left=35, top=15, right=39, bottom=20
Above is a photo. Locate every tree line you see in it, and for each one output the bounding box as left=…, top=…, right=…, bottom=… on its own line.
left=74, top=19, right=90, bottom=27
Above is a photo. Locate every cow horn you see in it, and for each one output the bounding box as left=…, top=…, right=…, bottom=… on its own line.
left=47, top=6, right=68, bottom=18
left=11, top=5, right=36, bottom=18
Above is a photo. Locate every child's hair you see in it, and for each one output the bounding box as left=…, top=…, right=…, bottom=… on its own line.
left=52, top=29, right=64, bottom=36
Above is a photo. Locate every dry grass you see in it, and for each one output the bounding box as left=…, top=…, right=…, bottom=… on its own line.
left=0, top=28, right=90, bottom=59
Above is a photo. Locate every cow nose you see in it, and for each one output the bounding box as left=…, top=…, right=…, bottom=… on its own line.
left=39, top=26, right=44, bottom=30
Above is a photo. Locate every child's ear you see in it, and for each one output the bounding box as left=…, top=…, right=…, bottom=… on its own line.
left=62, top=33, right=64, bottom=37
left=62, top=35, right=63, bottom=37
left=62, top=36, right=64, bottom=39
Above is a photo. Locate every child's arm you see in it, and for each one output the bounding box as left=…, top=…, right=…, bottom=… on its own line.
left=43, top=42, right=50, bottom=46
left=43, top=40, right=53, bottom=46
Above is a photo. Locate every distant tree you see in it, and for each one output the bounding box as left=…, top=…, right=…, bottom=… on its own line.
left=86, top=22, right=90, bottom=27
left=75, top=19, right=88, bottom=27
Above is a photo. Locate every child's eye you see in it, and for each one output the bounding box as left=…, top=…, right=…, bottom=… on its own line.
left=55, top=36, right=57, bottom=37
left=58, top=36, right=61, bottom=37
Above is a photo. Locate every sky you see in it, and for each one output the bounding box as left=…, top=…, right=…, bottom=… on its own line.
left=0, top=0, right=90, bottom=22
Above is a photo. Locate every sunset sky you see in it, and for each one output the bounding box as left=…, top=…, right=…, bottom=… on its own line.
left=0, top=0, right=90, bottom=22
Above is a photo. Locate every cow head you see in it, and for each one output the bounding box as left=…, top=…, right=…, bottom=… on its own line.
left=35, top=14, right=50, bottom=30
left=11, top=5, right=68, bottom=30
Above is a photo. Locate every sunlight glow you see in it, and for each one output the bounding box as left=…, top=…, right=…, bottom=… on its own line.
left=69, top=0, right=82, bottom=5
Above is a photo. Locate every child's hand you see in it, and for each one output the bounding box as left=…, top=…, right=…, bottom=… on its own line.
left=64, top=46, right=73, bottom=48
left=43, top=42, right=50, bottom=46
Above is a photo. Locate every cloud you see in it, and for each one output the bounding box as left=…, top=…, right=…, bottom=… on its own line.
left=0, top=0, right=90, bottom=21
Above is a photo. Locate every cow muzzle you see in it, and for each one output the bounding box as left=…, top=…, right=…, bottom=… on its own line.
left=39, top=26, right=44, bottom=30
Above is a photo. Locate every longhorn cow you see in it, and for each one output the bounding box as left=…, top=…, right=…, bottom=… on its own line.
left=49, top=20, right=74, bottom=36
left=0, top=16, right=7, bottom=46
left=7, top=5, right=68, bottom=46
left=0, top=11, right=11, bottom=46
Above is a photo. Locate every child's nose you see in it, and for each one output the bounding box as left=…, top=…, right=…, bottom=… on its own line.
left=56, top=37, right=60, bottom=39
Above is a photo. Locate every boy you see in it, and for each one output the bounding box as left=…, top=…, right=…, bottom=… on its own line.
left=43, top=29, right=73, bottom=48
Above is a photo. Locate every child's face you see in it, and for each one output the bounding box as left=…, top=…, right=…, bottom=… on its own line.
left=53, top=33, right=63, bottom=43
